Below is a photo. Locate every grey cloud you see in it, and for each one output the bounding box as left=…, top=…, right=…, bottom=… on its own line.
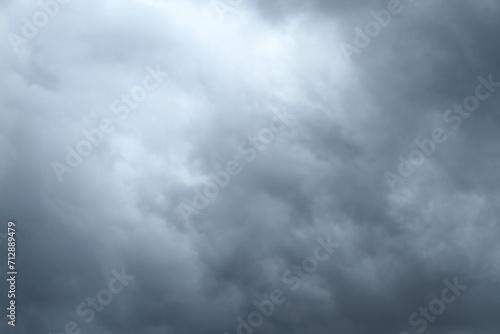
left=1, top=1, right=499, bottom=334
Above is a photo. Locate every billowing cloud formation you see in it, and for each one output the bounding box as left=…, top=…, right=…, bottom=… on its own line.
left=1, top=0, right=500, bottom=333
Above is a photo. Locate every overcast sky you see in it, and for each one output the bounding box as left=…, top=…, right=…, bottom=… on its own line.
left=1, top=0, right=500, bottom=333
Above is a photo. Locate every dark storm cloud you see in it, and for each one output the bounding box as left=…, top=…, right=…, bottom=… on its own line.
left=1, top=0, right=499, bottom=334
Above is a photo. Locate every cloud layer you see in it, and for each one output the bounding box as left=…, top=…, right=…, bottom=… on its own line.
left=1, top=0, right=500, bottom=333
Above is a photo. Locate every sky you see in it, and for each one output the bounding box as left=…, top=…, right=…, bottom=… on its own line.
left=1, top=0, right=500, bottom=333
